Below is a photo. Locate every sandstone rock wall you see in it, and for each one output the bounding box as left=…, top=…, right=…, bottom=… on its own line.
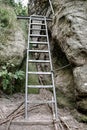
left=52, top=0, right=87, bottom=114
left=0, top=28, right=26, bottom=66
left=32, top=0, right=87, bottom=115
left=0, top=5, right=26, bottom=68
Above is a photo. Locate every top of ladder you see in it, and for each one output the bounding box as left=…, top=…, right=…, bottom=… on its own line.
left=17, top=0, right=54, bottom=20
left=17, top=15, right=52, bottom=21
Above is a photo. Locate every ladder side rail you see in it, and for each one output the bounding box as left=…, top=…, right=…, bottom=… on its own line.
left=25, top=16, right=31, bottom=119
left=28, top=17, right=31, bottom=49
left=48, top=0, right=54, bottom=15
left=44, top=17, right=58, bottom=119
left=25, top=50, right=29, bottom=119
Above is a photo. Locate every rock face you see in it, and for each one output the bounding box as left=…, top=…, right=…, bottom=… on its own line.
left=0, top=5, right=26, bottom=67
left=73, top=65, right=87, bottom=113
left=28, top=0, right=52, bottom=16
left=30, top=0, right=87, bottom=115
left=73, top=65, right=87, bottom=97
left=52, top=0, right=87, bottom=114
left=52, top=0, right=87, bottom=66
left=0, top=28, right=26, bottom=66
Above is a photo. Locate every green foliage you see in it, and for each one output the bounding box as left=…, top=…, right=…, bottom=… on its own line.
left=0, top=0, right=28, bottom=15
left=0, top=63, right=25, bottom=95
left=14, top=2, right=28, bottom=40
left=15, top=2, right=28, bottom=15
left=0, top=1, right=28, bottom=43
left=1, top=0, right=15, bottom=7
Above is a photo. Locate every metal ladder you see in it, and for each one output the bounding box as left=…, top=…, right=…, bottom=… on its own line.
left=25, top=15, right=58, bottom=119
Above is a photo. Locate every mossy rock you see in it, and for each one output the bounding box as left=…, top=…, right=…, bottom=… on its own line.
left=56, top=90, right=75, bottom=109
left=0, top=5, right=16, bottom=29
left=77, top=99, right=87, bottom=114
left=0, top=5, right=26, bottom=67
left=72, top=109, right=87, bottom=123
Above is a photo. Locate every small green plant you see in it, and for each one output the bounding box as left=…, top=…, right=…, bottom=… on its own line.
left=0, top=63, right=25, bottom=95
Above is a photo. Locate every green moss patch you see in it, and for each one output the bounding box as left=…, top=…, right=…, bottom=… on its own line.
left=56, top=90, right=75, bottom=109
left=71, top=109, right=87, bottom=123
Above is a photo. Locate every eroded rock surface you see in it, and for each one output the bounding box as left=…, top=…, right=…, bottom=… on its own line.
left=51, top=0, right=87, bottom=115
left=73, top=65, right=87, bottom=96
left=0, top=28, right=26, bottom=66
left=73, top=65, right=87, bottom=113
left=52, top=0, right=87, bottom=66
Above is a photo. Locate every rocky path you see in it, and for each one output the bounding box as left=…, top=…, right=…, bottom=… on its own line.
left=0, top=91, right=87, bottom=130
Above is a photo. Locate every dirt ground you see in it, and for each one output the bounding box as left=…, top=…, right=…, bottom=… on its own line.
left=0, top=90, right=87, bottom=130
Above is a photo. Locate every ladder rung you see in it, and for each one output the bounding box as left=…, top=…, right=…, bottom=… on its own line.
left=28, top=50, right=49, bottom=53
left=28, top=85, right=53, bottom=88
left=30, top=41, right=48, bottom=44
left=31, top=23, right=45, bottom=26
left=31, top=15, right=45, bottom=18
left=31, top=15, right=52, bottom=21
left=30, top=34, right=47, bottom=37
left=17, top=16, right=52, bottom=21
left=30, top=16, right=52, bottom=21
left=27, top=100, right=55, bottom=104
left=30, top=28, right=46, bottom=31
left=31, top=17, right=45, bottom=21
left=28, top=72, right=51, bottom=75
left=28, top=60, right=50, bottom=63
